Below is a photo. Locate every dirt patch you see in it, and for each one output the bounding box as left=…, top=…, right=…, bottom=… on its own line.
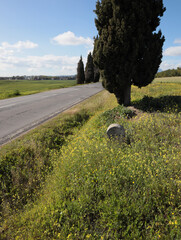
left=127, top=106, right=144, bottom=121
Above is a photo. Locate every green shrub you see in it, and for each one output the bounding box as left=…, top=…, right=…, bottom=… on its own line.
left=7, top=90, right=21, bottom=97
left=100, top=105, right=135, bottom=125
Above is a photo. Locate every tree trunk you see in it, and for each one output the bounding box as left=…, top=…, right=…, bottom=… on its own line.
left=123, top=84, right=131, bottom=106
left=116, top=85, right=131, bottom=106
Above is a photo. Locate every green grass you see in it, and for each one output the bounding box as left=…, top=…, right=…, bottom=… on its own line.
left=131, top=80, right=181, bottom=103
left=0, top=80, right=181, bottom=239
left=154, top=76, right=181, bottom=83
left=0, top=79, right=76, bottom=99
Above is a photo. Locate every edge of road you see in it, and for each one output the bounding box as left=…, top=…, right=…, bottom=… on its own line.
left=0, top=87, right=103, bottom=147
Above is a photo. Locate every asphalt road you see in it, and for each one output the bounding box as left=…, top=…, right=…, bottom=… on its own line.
left=0, top=82, right=103, bottom=146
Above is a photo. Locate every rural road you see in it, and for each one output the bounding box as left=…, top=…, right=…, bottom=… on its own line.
left=0, top=82, right=103, bottom=146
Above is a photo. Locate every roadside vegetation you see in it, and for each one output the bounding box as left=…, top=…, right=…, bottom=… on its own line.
left=0, top=78, right=181, bottom=239
left=0, top=79, right=76, bottom=99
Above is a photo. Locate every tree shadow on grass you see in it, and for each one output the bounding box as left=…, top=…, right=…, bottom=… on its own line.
left=132, top=95, right=181, bottom=113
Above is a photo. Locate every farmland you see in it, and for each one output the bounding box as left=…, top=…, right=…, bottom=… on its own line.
left=154, top=76, right=181, bottom=83
left=0, top=77, right=181, bottom=239
left=0, top=79, right=76, bottom=99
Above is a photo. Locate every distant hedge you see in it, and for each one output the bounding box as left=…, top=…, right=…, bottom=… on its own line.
left=156, top=68, right=181, bottom=78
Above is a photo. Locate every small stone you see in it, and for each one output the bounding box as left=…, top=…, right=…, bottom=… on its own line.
left=107, top=124, right=125, bottom=142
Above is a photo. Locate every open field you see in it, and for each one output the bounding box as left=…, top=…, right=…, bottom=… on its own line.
left=154, top=76, right=181, bottom=83
left=0, top=77, right=180, bottom=100
left=0, top=79, right=181, bottom=239
left=0, top=79, right=76, bottom=99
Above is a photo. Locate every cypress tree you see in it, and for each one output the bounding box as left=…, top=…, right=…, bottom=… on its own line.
left=76, top=56, right=85, bottom=84
left=93, top=0, right=166, bottom=106
left=93, top=65, right=100, bottom=82
left=85, top=52, right=94, bottom=83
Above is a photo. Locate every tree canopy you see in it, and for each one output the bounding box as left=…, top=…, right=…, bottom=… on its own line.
left=93, top=0, right=166, bottom=105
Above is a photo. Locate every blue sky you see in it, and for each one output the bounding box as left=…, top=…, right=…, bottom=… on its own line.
left=0, top=0, right=180, bottom=76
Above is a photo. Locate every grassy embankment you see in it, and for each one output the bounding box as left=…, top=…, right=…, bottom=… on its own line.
left=0, top=77, right=181, bottom=239
left=0, top=79, right=76, bottom=99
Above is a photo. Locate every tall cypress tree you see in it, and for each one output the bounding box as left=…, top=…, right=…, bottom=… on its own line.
left=85, top=52, right=94, bottom=83
left=76, top=56, right=85, bottom=84
left=94, top=65, right=100, bottom=82
left=93, top=0, right=165, bottom=106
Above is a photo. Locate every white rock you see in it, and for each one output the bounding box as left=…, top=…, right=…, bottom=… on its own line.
left=107, top=124, right=125, bottom=141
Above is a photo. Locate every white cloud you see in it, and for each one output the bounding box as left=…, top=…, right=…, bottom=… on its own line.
left=159, top=61, right=175, bottom=71
left=163, top=46, right=181, bottom=56
left=0, top=54, right=79, bottom=76
left=1, top=40, right=38, bottom=50
left=160, top=60, right=181, bottom=71
left=174, top=39, right=181, bottom=44
left=52, top=31, right=93, bottom=47
left=4, top=55, right=79, bottom=68
left=0, top=48, right=14, bottom=56
left=0, top=41, right=38, bottom=54
left=163, top=38, right=181, bottom=56
left=0, top=38, right=88, bottom=76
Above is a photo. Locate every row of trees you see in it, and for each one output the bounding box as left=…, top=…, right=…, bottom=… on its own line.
left=156, top=68, right=181, bottom=78
left=76, top=53, right=100, bottom=84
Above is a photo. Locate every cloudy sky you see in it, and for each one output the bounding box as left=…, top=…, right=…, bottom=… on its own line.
left=0, top=0, right=180, bottom=76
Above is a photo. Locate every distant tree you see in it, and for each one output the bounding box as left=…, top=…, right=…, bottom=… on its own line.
left=85, top=52, right=94, bottom=83
left=76, top=56, right=85, bottom=84
left=93, top=65, right=100, bottom=82
left=93, top=0, right=166, bottom=106
left=156, top=67, right=181, bottom=78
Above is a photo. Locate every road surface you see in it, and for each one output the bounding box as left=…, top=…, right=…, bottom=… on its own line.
left=0, top=82, right=103, bottom=145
